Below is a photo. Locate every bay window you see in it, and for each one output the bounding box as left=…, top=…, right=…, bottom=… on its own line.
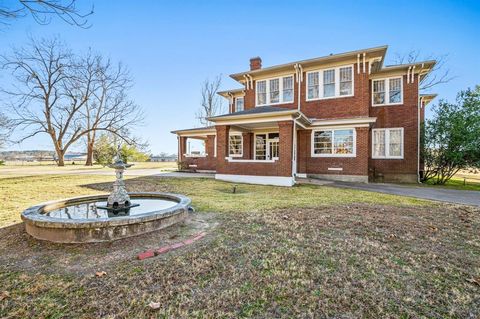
left=312, top=129, right=355, bottom=157
left=229, top=134, right=243, bottom=157
left=306, top=65, right=354, bottom=100
left=372, top=128, right=403, bottom=159
left=256, top=75, right=294, bottom=106
left=372, top=77, right=403, bottom=106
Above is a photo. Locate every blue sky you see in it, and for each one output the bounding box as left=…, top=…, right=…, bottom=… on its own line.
left=1, top=0, right=479, bottom=154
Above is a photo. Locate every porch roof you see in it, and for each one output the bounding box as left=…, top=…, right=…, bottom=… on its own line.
left=170, top=126, right=216, bottom=136
left=208, top=106, right=311, bottom=128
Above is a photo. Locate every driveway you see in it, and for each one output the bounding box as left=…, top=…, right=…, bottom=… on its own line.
left=297, top=178, right=480, bottom=207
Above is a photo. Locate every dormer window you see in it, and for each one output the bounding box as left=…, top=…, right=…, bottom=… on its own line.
left=306, top=65, right=354, bottom=100
left=372, top=77, right=403, bottom=106
left=235, top=97, right=244, bottom=112
left=256, top=75, right=294, bottom=106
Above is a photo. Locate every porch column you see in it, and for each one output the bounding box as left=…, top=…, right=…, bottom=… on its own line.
left=206, top=135, right=216, bottom=158
left=242, top=132, right=253, bottom=159
left=215, top=125, right=230, bottom=173
left=278, top=121, right=294, bottom=177
left=179, top=136, right=187, bottom=161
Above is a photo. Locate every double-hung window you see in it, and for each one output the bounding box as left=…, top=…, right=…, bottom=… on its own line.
left=256, top=75, right=294, bottom=106
left=229, top=134, right=243, bottom=157
left=306, top=65, right=354, bottom=100
left=235, top=97, right=244, bottom=112
left=312, top=129, right=355, bottom=157
left=372, top=128, right=404, bottom=159
left=372, top=77, right=403, bottom=106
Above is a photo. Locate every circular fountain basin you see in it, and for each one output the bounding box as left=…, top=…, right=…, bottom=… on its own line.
left=21, top=192, right=191, bottom=243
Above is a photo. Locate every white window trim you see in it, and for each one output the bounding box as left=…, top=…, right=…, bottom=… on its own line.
left=372, top=76, right=404, bottom=106
left=253, top=132, right=280, bottom=160
left=371, top=127, right=404, bottom=159
left=235, top=96, right=245, bottom=112
left=255, top=75, right=294, bottom=107
left=311, top=128, right=357, bottom=158
left=229, top=133, right=243, bottom=157
left=305, top=64, right=354, bottom=101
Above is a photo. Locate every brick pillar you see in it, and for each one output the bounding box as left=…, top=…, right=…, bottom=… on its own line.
left=356, top=127, right=369, bottom=177
left=297, top=129, right=310, bottom=174
left=242, top=132, right=253, bottom=159
left=206, top=135, right=216, bottom=157
left=278, top=121, right=293, bottom=177
left=179, top=136, right=187, bottom=161
left=215, top=125, right=230, bottom=173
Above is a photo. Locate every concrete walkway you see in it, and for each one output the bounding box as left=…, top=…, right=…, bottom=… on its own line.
left=297, top=178, right=480, bottom=207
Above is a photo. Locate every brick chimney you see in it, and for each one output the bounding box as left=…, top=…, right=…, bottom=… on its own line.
left=249, top=57, right=262, bottom=70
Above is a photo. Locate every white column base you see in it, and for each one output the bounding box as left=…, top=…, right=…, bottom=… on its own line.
left=215, top=174, right=295, bottom=187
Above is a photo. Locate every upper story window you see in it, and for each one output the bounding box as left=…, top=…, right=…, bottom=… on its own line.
left=311, top=128, right=356, bottom=157
left=372, top=77, right=403, bottom=106
left=235, top=97, right=244, bottom=112
left=229, top=134, right=243, bottom=157
left=306, top=65, right=354, bottom=101
left=256, top=75, right=294, bottom=106
left=372, top=128, right=403, bottom=159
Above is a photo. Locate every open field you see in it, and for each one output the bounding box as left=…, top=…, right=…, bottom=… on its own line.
left=0, top=174, right=479, bottom=318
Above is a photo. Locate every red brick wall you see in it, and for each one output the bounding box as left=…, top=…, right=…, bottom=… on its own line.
left=368, top=74, right=419, bottom=182
left=180, top=135, right=217, bottom=171
left=297, top=127, right=369, bottom=176
left=216, top=122, right=293, bottom=177
left=301, top=63, right=370, bottom=119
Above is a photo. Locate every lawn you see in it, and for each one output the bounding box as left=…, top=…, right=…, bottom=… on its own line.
left=0, top=174, right=478, bottom=318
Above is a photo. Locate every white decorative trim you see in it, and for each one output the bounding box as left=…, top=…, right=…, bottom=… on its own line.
left=225, top=157, right=277, bottom=163
left=372, top=76, right=404, bottom=106
left=215, top=174, right=295, bottom=187
left=372, top=127, right=404, bottom=159
left=311, top=128, right=357, bottom=158
left=309, top=117, right=376, bottom=127
left=184, top=154, right=207, bottom=158
left=305, top=64, right=355, bottom=101
left=328, top=167, right=343, bottom=171
left=296, top=173, right=307, bottom=178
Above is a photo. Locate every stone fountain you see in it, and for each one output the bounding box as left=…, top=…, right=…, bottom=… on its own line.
left=21, top=145, right=192, bottom=243
left=96, top=146, right=139, bottom=215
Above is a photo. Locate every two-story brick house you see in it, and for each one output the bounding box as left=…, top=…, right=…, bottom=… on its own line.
left=172, top=46, right=437, bottom=186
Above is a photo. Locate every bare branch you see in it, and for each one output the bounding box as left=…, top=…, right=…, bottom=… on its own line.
left=196, top=75, right=224, bottom=126
left=0, top=0, right=94, bottom=28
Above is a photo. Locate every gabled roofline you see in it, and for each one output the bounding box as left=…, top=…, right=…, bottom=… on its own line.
left=230, top=45, right=388, bottom=81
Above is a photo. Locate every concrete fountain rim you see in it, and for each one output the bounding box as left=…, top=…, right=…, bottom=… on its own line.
left=21, top=192, right=192, bottom=229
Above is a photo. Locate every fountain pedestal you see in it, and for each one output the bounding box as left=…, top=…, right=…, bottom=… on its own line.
left=96, top=152, right=139, bottom=215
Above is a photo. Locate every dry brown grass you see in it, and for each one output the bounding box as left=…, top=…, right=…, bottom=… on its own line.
left=0, top=176, right=478, bottom=318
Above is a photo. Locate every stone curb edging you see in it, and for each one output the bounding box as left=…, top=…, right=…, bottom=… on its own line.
left=137, top=232, right=206, bottom=260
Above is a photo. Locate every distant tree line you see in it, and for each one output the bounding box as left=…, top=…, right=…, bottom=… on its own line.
left=0, top=36, right=145, bottom=166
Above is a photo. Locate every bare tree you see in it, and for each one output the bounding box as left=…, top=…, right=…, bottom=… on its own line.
left=82, top=54, right=144, bottom=166
left=195, top=75, right=224, bottom=126
left=0, top=112, right=10, bottom=149
left=393, top=50, right=454, bottom=91
left=0, top=0, right=93, bottom=28
left=0, top=37, right=143, bottom=166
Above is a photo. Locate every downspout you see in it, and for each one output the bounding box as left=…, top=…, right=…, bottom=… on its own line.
left=417, top=71, right=422, bottom=184
left=292, top=63, right=303, bottom=181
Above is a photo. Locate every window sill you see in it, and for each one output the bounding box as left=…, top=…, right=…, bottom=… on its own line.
left=311, top=154, right=356, bottom=158
left=372, top=102, right=403, bottom=107
left=256, top=101, right=294, bottom=107
left=306, top=94, right=354, bottom=102
left=372, top=156, right=404, bottom=160
left=225, top=157, right=277, bottom=163
left=184, top=154, right=208, bottom=158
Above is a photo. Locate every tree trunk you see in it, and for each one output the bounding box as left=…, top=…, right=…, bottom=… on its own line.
left=57, top=150, right=65, bottom=166
left=85, top=134, right=95, bottom=166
